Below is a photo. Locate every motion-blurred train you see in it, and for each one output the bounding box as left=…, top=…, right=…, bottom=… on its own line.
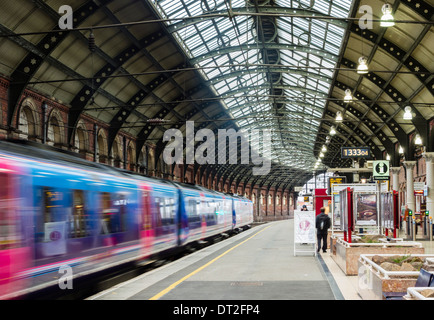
left=0, top=140, right=253, bottom=299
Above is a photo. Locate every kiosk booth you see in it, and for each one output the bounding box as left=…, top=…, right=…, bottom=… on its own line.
left=313, top=188, right=331, bottom=216
left=329, top=183, right=424, bottom=275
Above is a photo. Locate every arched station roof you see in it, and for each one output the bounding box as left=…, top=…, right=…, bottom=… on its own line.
left=0, top=0, right=432, bottom=192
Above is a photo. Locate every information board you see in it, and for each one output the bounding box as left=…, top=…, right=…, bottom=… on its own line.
left=294, top=210, right=316, bottom=256
left=327, top=176, right=347, bottom=194
left=373, top=160, right=390, bottom=180
left=294, top=210, right=316, bottom=243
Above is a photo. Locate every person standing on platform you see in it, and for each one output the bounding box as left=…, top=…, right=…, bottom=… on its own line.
left=316, top=207, right=331, bottom=253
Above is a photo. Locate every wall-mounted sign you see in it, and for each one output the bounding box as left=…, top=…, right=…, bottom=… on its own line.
left=414, top=182, right=425, bottom=195
left=341, top=147, right=371, bottom=158
left=373, top=160, right=389, bottom=180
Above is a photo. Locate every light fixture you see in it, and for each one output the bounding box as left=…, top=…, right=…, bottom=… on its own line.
left=336, top=111, right=343, bottom=122
left=386, top=154, right=390, bottom=161
left=344, top=89, right=352, bottom=102
left=415, top=134, right=422, bottom=145
left=321, top=145, right=327, bottom=152
left=330, top=126, right=336, bottom=135
left=357, top=56, right=369, bottom=74
left=380, top=3, right=395, bottom=27
left=319, top=152, right=324, bottom=158
left=403, top=106, right=413, bottom=120
left=398, top=146, right=404, bottom=154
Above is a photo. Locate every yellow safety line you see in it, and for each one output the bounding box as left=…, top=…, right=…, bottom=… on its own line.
left=149, top=224, right=272, bottom=300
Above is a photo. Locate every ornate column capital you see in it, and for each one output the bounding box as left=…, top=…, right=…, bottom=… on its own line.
left=403, top=161, right=416, bottom=169
left=423, top=152, right=434, bottom=162
left=390, top=166, right=401, bottom=174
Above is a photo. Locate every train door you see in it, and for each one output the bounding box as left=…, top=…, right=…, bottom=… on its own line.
left=0, top=163, right=30, bottom=299
left=139, top=185, right=153, bottom=258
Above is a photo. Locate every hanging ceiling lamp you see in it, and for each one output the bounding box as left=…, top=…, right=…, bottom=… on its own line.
left=344, top=89, right=353, bottom=102
left=321, top=145, right=327, bottom=152
left=335, top=111, right=343, bottom=122
left=357, top=56, right=369, bottom=74
left=415, top=134, right=422, bottom=145
left=403, top=106, right=413, bottom=120
left=380, top=3, right=395, bottom=27
left=330, top=126, right=336, bottom=135
left=398, top=146, right=404, bottom=154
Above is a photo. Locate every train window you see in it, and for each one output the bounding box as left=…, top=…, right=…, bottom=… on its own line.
left=188, top=199, right=198, bottom=216
left=101, top=192, right=116, bottom=234
left=35, top=187, right=65, bottom=243
left=115, top=194, right=128, bottom=232
left=69, top=190, right=89, bottom=238
left=100, top=192, right=127, bottom=234
left=155, top=197, right=174, bottom=226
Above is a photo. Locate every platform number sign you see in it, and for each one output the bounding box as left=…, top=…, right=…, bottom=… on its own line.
left=373, top=160, right=389, bottom=180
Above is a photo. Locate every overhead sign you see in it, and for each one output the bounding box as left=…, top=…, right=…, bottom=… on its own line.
left=373, top=160, right=389, bottom=180
left=328, top=176, right=347, bottom=194
left=341, top=147, right=371, bottom=158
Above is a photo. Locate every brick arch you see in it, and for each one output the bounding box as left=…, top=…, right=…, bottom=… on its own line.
left=17, top=97, right=39, bottom=140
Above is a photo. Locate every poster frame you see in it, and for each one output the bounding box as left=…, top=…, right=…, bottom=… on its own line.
left=353, top=192, right=379, bottom=227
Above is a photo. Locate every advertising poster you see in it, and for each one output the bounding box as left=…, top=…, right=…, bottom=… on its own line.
left=354, top=193, right=377, bottom=226
left=43, top=221, right=67, bottom=256
left=333, top=194, right=341, bottom=228
left=339, top=188, right=347, bottom=231
left=294, top=210, right=316, bottom=244
left=381, top=192, right=393, bottom=229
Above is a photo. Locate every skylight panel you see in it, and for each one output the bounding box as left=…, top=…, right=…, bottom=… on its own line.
left=150, top=0, right=352, bottom=171
left=200, top=26, right=219, bottom=43
left=330, top=4, right=350, bottom=18
left=313, top=0, right=332, bottom=14
left=324, top=42, right=340, bottom=55
left=191, top=45, right=209, bottom=57
left=310, top=23, right=326, bottom=40
left=186, top=1, right=202, bottom=16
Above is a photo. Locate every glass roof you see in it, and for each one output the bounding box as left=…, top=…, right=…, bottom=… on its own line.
left=150, top=0, right=352, bottom=171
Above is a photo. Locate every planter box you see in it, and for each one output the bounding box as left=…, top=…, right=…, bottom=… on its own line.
left=332, top=237, right=425, bottom=276
left=404, top=287, right=434, bottom=300
left=330, top=231, right=345, bottom=252
left=358, top=254, right=434, bottom=300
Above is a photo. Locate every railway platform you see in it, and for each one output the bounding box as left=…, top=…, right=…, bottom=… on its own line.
left=86, top=219, right=346, bottom=301
left=87, top=219, right=434, bottom=303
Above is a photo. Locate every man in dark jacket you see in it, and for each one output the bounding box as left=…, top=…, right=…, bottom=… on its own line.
left=316, top=207, right=331, bottom=253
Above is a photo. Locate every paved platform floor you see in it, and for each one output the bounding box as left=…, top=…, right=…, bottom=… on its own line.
left=87, top=219, right=434, bottom=301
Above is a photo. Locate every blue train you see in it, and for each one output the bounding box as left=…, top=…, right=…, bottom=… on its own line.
left=0, top=140, right=253, bottom=299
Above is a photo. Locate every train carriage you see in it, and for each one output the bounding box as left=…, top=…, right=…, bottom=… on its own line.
left=0, top=140, right=253, bottom=299
left=175, top=183, right=233, bottom=246
left=233, top=195, right=254, bottom=230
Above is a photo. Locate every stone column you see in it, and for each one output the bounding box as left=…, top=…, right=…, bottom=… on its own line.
left=390, top=167, right=401, bottom=192
left=423, top=152, right=434, bottom=220
left=403, top=161, right=416, bottom=212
